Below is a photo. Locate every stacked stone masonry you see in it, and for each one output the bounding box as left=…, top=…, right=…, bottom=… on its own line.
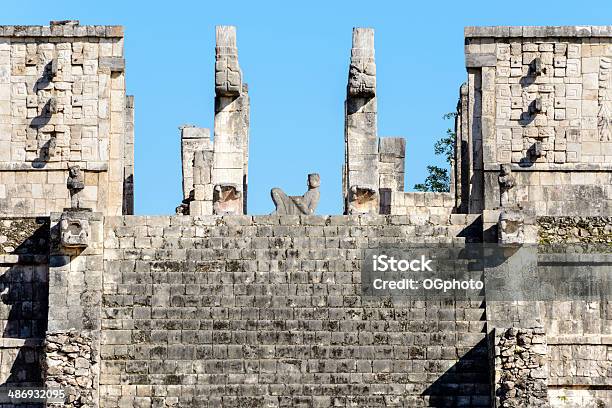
left=0, top=21, right=133, bottom=217
left=99, top=214, right=490, bottom=408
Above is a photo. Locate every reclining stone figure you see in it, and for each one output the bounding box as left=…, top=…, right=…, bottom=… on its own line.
left=271, top=173, right=320, bottom=215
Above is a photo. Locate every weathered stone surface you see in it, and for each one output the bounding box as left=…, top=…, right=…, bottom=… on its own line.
left=347, top=185, right=378, bottom=214
left=498, top=209, right=525, bottom=245
left=344, top=28, right=380, bottom=214
left=44, top=329, right=99, bottom=408
left=211, top=26, right=250, bottom=215
left=494, top=328, right=549, bottom=408
left=348, top=28, right=376, bottom=97
left=67, top=165, right=85, bottom=209
left=538, top=216, right=612, bottom=244
left=0, top=22, right=610, bottom=408
left=0, top=23, right=129, bottom=216
left=60, top=212, right=90, bottom=248
left=498, top=164, right=516, bottom=207
left=465, top=52, right=497, bottom=67
left=215, top=26, right=242, bottom=97
left=213, top=183, right=242, bottom=215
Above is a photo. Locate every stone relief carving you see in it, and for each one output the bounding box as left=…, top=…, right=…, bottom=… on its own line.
left=347, top=185, right=378, bottom=215
left=498, top=164, right=516, bottom=208
left=528, top=97, right=543, bottom=115
left=213, top=184, right=242, bottom=215
left=215, top=26, right=242, bottom=97
left=48, top=97, right=59, bottom=115
left=67, top=165, right=85, bottom=209
left=598, top=57, right=612, bottom=142
left=348, top=28, right=376, bottom=98
left=59, top=213, right=90, bottom=248
left=498, top=209, right=525, bottom=245
left=530, top=57, right=545, bottom=76
left=271, top=173, right=320, bottom=215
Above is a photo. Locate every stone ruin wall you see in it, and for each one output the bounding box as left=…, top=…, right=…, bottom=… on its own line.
left=0, top=217, right=49, bottom=400
left=0, top=22, right=133, bottom=217
left=461, top=27, right=612, bottom=217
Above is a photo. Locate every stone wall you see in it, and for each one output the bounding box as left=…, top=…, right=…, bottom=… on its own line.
left=538, top=216, right=612, bottom=243
left=460, top=27, right=612, bottom=215
left=493, top=327, right=549, bottom=408
left=483, top=169, right=612, bottom=216
left=389, top=192, right=455, bottom=218
left=0, top=217, right=49, bottom=393
left=99, top=214, right=489, bottom=407
left=0, top=21, right=132, bottom=217
left=536, top=217, right=612, bottom=407
left=43, top=329, right=99, bottom=407
left=464, top=27, right=612, bottom=168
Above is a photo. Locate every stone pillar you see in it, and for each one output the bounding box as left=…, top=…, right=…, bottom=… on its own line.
left=458, top=82, right=470, bottom=213
left=44, top=210, right=103, bottom=407
left=212, top=26, right=249, bottom=215
left=122, top=95, right=134, bottom=215
left=344, top=27, right=379, bottom=215
left=468, top=68, right=484, bottom=213
left=378, top=137, right=405, bottom=192
left=189, top=150, right=214, bottom=216
left=378, top=137, right=405, bottom=214
left=180, top=126, right=212, bottom=200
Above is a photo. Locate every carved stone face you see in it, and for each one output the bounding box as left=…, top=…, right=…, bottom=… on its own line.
left=213, top=184, right=242, bottom=215
left=500, top=164, right=511, bottom=176
left=348, top=62, right=376, bottom=97
left=348, top=185, right=378, bottom=214
left=498, top=210, right=525, bottom=246
left=308, top=173, right=321, bottom=189
left=60, top=215, right=90, bottom=248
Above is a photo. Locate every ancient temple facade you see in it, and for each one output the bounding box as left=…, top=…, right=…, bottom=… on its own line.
left=0, top=21, right=609, bottom=408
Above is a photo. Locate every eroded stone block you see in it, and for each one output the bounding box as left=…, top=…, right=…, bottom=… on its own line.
left=498, top=209, right=525, bottom=245
left=213, top=184, right=242, bottom=215
left=347, top=185, right=378, bottom=215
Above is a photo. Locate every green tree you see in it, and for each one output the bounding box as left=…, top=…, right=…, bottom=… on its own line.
left=414, top=113, right=456, bottom=192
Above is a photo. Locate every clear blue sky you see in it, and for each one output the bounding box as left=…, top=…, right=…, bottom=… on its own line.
left=9, top=1, right=612, bottom=214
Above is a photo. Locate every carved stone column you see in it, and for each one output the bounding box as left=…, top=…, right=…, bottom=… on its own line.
left=212, top=26, right=250, bottom=215
left=343, top=28, right=379, bottom=214
left=180, top=126, right=212, bottom=200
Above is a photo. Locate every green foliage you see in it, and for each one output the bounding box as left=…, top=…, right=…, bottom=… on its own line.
left=414, top=165, right=450, bottom=192
left=413, top=113, right=456, bottom=192
left=434, top=129, right=455, bottom=165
